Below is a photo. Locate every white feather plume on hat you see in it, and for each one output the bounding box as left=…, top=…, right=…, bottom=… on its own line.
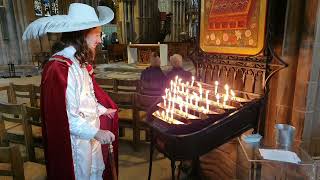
left=22, top=3, right=114, bottom=40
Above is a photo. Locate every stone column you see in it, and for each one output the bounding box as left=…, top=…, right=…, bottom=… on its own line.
left=264, top=0, right=304, bottom=145
left=291, top=0, right=320, bottom=147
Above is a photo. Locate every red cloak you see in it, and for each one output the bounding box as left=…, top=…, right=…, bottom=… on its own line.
left=41, top=55, right=118, bottom=180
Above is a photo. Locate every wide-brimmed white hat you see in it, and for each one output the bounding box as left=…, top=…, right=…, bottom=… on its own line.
left=22, top=3, right=114, bottom=40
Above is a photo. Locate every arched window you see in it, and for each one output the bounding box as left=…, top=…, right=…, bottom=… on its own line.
left=0, top=3, right=8, bottom=40
left=34, top=0, right=59, bottom=17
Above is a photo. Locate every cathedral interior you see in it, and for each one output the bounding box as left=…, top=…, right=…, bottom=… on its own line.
left=1, top=0, right=320, bottom=179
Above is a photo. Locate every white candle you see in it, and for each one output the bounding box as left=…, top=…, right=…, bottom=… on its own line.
left=161, top=111, right=165, bottom=119
left=231, top=90, right=235, bottom=100
left=170, top=80, right=173, bottom=91
left=191, top=76, right=195, bottom=87
left=178, top=78, right=182, bottom=85
left=195, top=96, right=199, bottom=108
left=166, top=109, right=169, bottom=120
left=206, top=90, right=210, bottom=111
left=200, top=106, right=205, bottom=112
left=162, top=96, right=166, bottom=107
left=175, top=76, right=178, bottom=84
left=181, top=84, right=185, bottom=93
left=165, top=88, right=169, bottom=98
left=190, top=96, right=194, bottom=106
left=186, top=94, right=189, bottom=104
left=205, top=90, right=210, bottom=100
left=216, top=94, right=220, bottom=105
left=223, top=95, right=228, bottom=107
left=172, top=97, right=175, bottom=111
left=214, top=81, right=219, bottom=95
left=179, top=103, right=183, bottom=112
left=198, top=83, right=203, bottom=100
left=224, top=84, right=229, bottom=98
left=185, top=103, right=188, bottom=116
left=186, top=81, right=190, bottom=88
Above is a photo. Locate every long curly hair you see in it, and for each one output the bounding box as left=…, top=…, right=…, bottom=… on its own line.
left=51, top=28, right=95, bottom=66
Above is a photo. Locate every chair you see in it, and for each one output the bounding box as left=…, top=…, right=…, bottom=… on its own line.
left=0, top=103, right=42, bottom=162
left=0, top=85, right=12, bottom=103
left=8, top=83, right=34, bottom=106
left=95, top=78, right=115, bottom=93
left=31, top=85, right=40, bottom=108
left=0, top=145, right=46, bottom=180
left=0, top=102, right=26, bottom=146
left=114, top=79, right=139, bottom=93
left=24, top=106, right=43, bottom=163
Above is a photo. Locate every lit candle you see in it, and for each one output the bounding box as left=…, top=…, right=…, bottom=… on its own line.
left=224, top=84, right=229, bottom=98
left=165, top=88, right=169, bottom=98
left=200, top=106, right=205, bottom=112
left=161, top=111, right=165, bottom=119
left=191, top=76, right=195, bottom=87
left=162, top=96, right=166, bottom=107
left=192, top=92, right=198, bottom=107
left=231, top=90, right=235, bottom=101
left=170, top=80, right=173, bottom=91
left=172, top=97, right=175, bottom=111
left=178, top=78, right=182, bottom=85
left=205, top=90, right=210, bottom=100
left=175, top=76, right=178, bottom=84
left=206, top=90, right=210, bottom=111
left=216, top=94, right=221, bottom=105
left=181, top=84, right=185, bottom=93
left=177, top=85, right=180, bottom=93
left=185, top=102, right=188, bottom=116
left=186, top=94, right=189, bottom=104
left=198, top=83, right=203, bottom=100
left=195, top=96, right=199, bottom=108
left=214, top=81, right=219, bottom=95
left=186, top=81, right=190, bottom=88
left=223, top=95, right=228, bottom=107
left=166, top=109, right=169, bottom=120
left=190, top=96, right=194, bottom=106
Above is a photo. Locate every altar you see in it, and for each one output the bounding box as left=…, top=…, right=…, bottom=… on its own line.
left=127, top=43, right=168, bottom=66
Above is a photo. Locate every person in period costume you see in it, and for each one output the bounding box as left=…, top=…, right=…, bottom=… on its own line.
left=140, top=52, right=167, bottom=95
left=23, top=3, right=119, bottom=180
left=166, top=54, right=192, bottom=82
